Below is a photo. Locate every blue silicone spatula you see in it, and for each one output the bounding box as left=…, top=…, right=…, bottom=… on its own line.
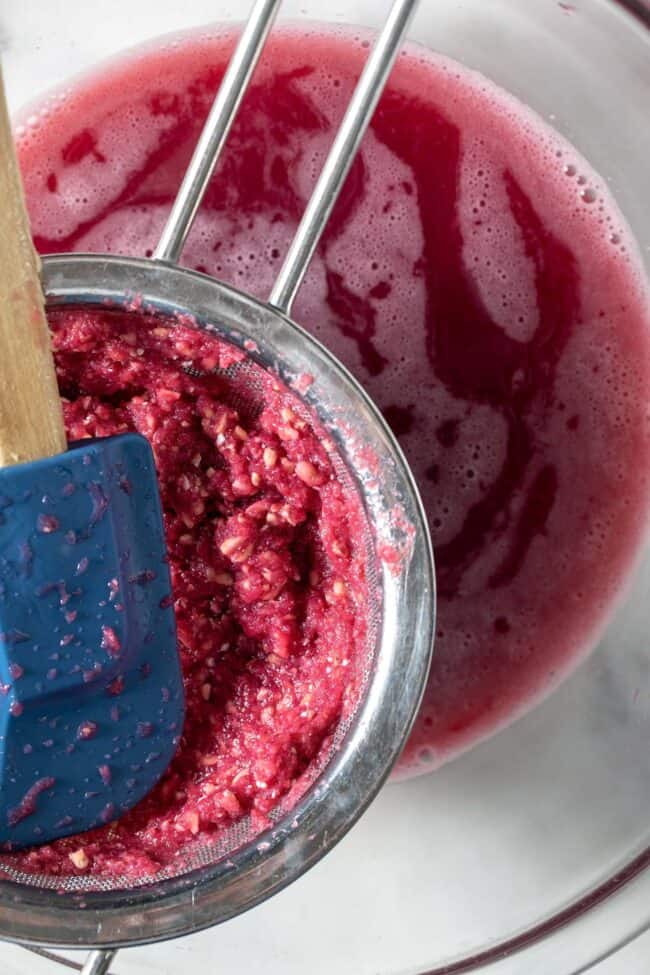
left=0, top=70, right=184, bottom=850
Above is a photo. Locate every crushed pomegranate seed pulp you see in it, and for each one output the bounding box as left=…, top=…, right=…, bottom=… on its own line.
left=7, top=307, right=368, bottom=880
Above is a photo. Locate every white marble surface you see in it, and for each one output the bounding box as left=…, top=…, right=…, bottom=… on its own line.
left=0, top=895, right=648, bottom=975
left=0, top=928, right=646, bottom=974
left=1, top=1, right=650, bottom=973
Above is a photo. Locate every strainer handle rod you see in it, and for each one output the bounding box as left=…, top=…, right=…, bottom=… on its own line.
left=268, top=0, right=419, bottom=316
left=81, top=949, right=118, bottom=975
left=153, top=0, right=282, bottom=264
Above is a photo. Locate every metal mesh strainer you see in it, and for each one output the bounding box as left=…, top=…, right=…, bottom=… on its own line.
left=0, top=0, right=434, bottom=969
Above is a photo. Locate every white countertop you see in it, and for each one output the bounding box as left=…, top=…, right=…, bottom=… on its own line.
left=1, top=932, right=649, bottom=973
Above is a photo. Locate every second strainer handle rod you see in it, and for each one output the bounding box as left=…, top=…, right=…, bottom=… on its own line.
left=269, top=0, right=419, bottom=316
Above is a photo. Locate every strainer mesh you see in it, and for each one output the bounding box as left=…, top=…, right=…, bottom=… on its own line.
left=0, top=311, right=382, bottom=894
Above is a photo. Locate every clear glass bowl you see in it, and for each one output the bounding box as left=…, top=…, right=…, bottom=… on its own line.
left=2, top=1, right=650, bottom=972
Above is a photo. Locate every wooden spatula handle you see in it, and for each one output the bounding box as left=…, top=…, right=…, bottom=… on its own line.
left=0, top=67, right=67, bottom=467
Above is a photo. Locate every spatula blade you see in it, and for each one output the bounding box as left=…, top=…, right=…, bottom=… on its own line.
left=0, top=432, right=183, bottom=849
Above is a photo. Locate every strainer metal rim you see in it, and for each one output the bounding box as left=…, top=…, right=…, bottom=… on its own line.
left=0, top=254, right=435, bottom=949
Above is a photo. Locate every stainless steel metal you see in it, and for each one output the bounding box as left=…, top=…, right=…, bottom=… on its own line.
left=269, top=0, right=418, bottom=316
left=80, top=950, right=117, bottom=975
left=153, top=0, right=282, bottom=264
left=0, top=255, right=434, bottom=949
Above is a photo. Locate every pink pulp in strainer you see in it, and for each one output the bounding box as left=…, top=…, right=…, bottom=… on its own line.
left=9, top=21, right=650, bottom=872
left=3, top=307, right=369, bottom=878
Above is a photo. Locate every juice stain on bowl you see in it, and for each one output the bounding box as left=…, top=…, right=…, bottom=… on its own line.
left=15, top=23, right=650, bottom=781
